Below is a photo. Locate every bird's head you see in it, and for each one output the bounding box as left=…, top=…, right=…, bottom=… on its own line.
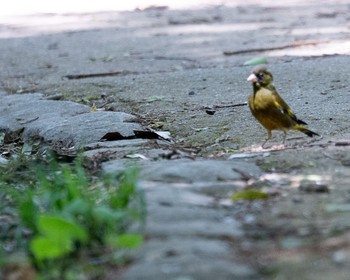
left=247, top=65, right=273, bottom=87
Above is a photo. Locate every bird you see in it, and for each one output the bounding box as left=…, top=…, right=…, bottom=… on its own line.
left=247, top=65, right=319, bottom=148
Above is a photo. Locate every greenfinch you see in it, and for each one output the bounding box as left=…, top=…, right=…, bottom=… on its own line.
left=247, top=65, right=319, bottom=147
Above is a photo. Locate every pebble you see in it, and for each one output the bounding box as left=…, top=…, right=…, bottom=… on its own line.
left=205, top=109, right=216, bottom=115
left=298, top=181, right=329, bottom=193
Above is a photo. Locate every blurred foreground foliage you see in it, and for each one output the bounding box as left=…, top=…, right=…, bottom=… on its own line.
left=0, top=155, right=145, bottom=279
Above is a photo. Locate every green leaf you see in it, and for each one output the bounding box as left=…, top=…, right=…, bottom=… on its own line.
left=110, top=168, right=138, bottom=209
left=37, top=215, right=88, bottom=243
left=74, top=159, right=89, bottom=189
left=30, top=236, right=71, bottom=260
left=243, top=56, right=268, bottom=66
left=93, top=206, right=125, bottom=224
left=19, top=196, right=38, bottom=230
left=62, top=166, right=80, bottom=200
left=63, top=198, right=90, bottom=216
left=106, top=233, right=143, bottom=249
left=231, top=189, right=268, bottom=201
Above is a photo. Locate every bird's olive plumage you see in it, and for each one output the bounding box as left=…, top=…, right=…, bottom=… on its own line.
left=247, top=65, right=319, bottom=147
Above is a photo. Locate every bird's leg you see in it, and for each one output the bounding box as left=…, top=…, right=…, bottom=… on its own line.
left=262, top=130, right=272, bottom=148
left=282, top=131, right=287, bottom=145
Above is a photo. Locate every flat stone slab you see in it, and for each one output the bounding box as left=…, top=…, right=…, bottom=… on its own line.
left=103, top=158, right=262, bottom=183
left=121, top=179, right=258, bottom=280
left=83, top=139, right=174, bottom=162
left=0, top=93, right=142, bottom=154
left=84, top=139, right=150, bottom=150
left=121, top=238, right=256, bottom=280
left=103, top=159, right=263, bottom=279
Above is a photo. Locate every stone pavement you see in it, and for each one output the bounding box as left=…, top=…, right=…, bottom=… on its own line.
left=0, top=92, right=263, bottom=278
left=104, top=159, right=263, bottom=279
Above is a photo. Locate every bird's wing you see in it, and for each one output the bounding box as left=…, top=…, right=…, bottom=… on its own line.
left=272, top=94, right=308, bottom=125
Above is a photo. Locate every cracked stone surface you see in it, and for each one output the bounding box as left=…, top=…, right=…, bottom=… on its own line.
left=0, top=93, right=142, bottom=153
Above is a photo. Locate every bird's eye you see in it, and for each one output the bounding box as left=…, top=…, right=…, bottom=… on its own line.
left=256, top=72, right=264, bottom=79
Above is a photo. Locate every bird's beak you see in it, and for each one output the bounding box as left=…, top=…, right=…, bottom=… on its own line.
left=247, top=73, right=258, bottom=83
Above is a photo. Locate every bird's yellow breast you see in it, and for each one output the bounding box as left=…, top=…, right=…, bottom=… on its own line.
left=249, top=89, right=294, bottom=131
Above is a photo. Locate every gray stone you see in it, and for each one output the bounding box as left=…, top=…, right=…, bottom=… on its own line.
left=121, top=239, right=257, bottom=280
left=103, top=159, right=262, bottom=183
left=102, top=159, right=131, bottom=174
left=187, top=181, right=243, bottom=196
left=146, top=219, right=242, bottom=238
left=0, top=93, right=89, bottom=132
left=26, top=110, right=140, bottom=145
left=119, top=179, right=247, bottom=280
left=142, top=160, right=262, bottom=183
left=122, top=247, right=256, bottom=280
left=133, top=238, right=231, bottom=262
left=144, top=185, right=214, bottom=207
left=0, top=93, right=143, bottom=153
left=84, top=139, right=149, bottom=150
left=83, top=139, right=150, bottom=160
left=143, top=185, right=242, bottom=237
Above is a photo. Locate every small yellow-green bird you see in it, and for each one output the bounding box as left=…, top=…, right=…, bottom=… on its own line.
left=247, top=65, right=319, bottom=147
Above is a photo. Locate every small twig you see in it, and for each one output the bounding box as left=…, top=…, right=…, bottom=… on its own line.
left=213, top=103, right=247, bottom=109
left=18, top=116, right=39, bottom=125
left=203, top=103, right=247, bottom=115
left=204, top=103, right=247, bottom=110
left=223, top=40, right=329, bottom=56
left=303, top=139, right=350, bottom=148
left=232, top=167, right=255, bottom=181
left=63, top=70, right=137, bottom=80
left=153, top=56, right=196, bottom=62
left=334, top=141, right=350, bottom=146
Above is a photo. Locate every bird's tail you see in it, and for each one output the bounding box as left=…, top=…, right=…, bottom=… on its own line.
left=295, top=125, right=319, bottom=137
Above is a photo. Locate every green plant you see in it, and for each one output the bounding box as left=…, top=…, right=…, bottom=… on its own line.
left=231, top=189, right=269, bottom=201
left=1, top=157, right=145, bottom=279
